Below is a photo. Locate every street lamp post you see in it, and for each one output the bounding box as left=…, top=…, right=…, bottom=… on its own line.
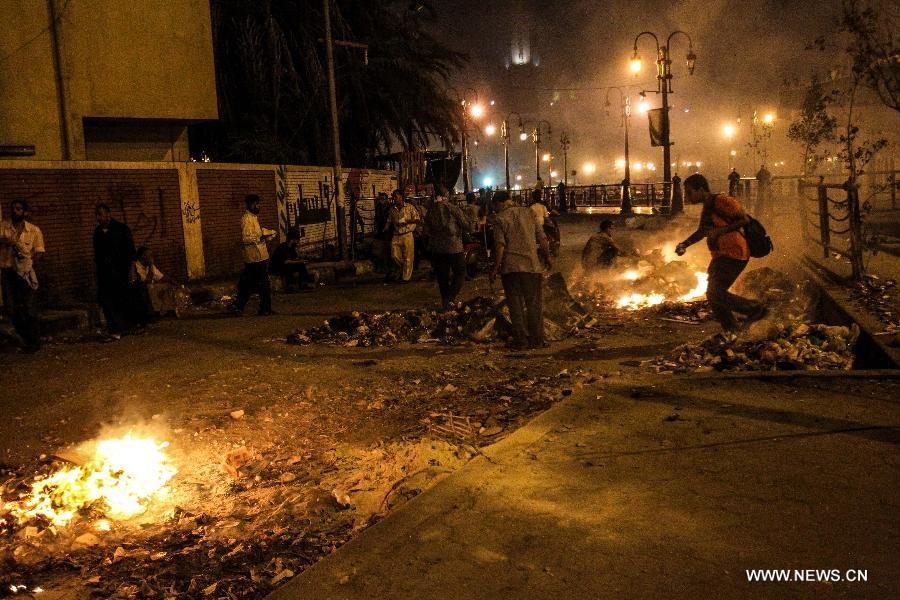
left=631, top=30, right=696, bottom=214
left=522, top=120, right=551, bottom=183
left=605, top=87, right=633, bottom=215
left=449, top=87, right=485, bottom=195
left=502, top=112, right=522, bottom=190
left=559, top=132, right=570, bottom=186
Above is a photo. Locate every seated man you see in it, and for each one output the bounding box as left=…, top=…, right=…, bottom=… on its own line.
left=270, top=229, right=312, bottom=292
left=581, top=220, right=621, bottom=274
left=135, top=246, right=178, bottom=317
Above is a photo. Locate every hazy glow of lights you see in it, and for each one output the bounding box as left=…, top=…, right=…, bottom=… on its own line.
left=632, top=162, right=643, bottom=172
left=516, top=174, right=522, bottom=181
left=763, top=113, right=775, bottom=125
left=583, top=162, right=596, bottom=174
left=730, top=150, right=737, bottom=156
left=723, top=124, right=735, bottom=138
left=614, top=158, right=626, bottom=169
left=637, top=98, right=650, bottom=113
left=489, top=100, right=496, bottom=106
left=483, top=176, right=493, bottom=187
left=485, top=123, right=497, bottom=136
left=696, top=161, right=702, bottom=167
left=513, top=184, right=521, bottom=190
left=646, top=162, right=656, bottom=171
left=630, top=58, right=642, bottom=73
left=519, top=132, right=528, bottom=141
left=470, top=103, right=485, bottom=119
left=542, top=153, right=551, bottom=162
left=550, top=170, right=558, bottom=178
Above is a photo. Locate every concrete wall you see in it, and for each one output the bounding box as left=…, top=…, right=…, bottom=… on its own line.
left=0, top=161, right=397, bottom=305
left=0, top=0, right=217, bottom=161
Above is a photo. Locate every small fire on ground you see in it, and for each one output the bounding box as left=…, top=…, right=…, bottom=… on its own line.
left=615, top=271, right=708, bottom=310
left=3, top=434, right=177, bottom=529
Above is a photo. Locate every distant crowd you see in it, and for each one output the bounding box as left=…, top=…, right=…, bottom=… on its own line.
left=1, top=170, right=771, bottom=352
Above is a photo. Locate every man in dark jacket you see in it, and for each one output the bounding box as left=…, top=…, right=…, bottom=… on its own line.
left=270, top=228, right=312, bottom=292
left=93, top=203, right=139, bottom=339
left=424, top=186, right=475, bottom=308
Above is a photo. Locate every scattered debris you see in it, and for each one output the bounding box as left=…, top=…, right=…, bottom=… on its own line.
left=849, top=274, right=899, bottom=334
left=650, top=322, right=859, bottom=373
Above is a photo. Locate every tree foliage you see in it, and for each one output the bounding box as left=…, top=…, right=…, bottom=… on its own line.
left=839, top=0, right=899, bottom=113
left=196, top=0, right=467, bottom=165
left=787, top=77, right=837, bottom=175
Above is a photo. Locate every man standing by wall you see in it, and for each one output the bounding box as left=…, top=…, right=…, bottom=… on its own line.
left=424, top=186, right=474, bottom=309
left=0, top=199, right=44, bottom=352
left=230, top=194, right=277, bottom=315
left=490, top=192, right=552, bottom=350
left=675, top=174, right=768, bottom=332
left=388, top=189, right=420, bottom=283
left=93, top=203, right=139, bottom=340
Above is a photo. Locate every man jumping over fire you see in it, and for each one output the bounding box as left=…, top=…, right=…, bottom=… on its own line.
left=675, top=173, right=768, bottom=332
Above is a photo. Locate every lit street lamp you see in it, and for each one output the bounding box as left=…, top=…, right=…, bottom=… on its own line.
left=630, top=29, right=697, bottom=214
left=521, top=119, right=552, bottom=183
left=605, top=86, right=633, bottom=215
left=450, top=87, right=488, bottom=194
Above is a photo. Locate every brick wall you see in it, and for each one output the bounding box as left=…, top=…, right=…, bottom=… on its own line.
left=0, top=168, right=184, bottom=305
left=197, top=169, right=277, bottom=278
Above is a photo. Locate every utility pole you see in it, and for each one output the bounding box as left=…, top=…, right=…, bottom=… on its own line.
left=560, top=132, right=570, bottom=186
left=323, top=0, right=345, bottom=258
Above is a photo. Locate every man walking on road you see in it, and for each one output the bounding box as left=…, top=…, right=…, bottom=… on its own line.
left=230, top=194, right=277, bottom=316
left=424, top=186, right=474, bottom=309
left=387, top=189, right=420, bottom=283
left=490, top=192, right=553, bottom=350
left=675, top=174, right=767, bottom=332
left=0, top=199, right=44, bottom=352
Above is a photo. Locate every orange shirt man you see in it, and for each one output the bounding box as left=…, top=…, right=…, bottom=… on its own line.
left=676, top=174, right=766, bottom=331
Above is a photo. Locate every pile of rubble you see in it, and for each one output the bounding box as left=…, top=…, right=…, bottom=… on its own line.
left=287, top=286, right=597, bottom=348
left=287, top=296, right=507, bottom=347
left=650, top=322, right=859, bottom=373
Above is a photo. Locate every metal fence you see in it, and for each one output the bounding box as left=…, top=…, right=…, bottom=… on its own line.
left=794, top=170, right=899, bottom=280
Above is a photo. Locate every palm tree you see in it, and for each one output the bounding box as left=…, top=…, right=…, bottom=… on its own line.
left=195, top=0, right=467, bottom=165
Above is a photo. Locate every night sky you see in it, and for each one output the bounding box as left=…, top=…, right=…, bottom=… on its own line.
left=430, top=0, right=845, bottom=184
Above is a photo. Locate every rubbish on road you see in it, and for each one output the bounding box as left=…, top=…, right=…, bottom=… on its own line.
left=650, top=322, right=859, bottom=373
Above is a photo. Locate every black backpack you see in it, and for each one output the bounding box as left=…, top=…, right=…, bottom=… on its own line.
left=711, top=195, right=773, bottom=258
left=744, top=215, right=773, bottom=258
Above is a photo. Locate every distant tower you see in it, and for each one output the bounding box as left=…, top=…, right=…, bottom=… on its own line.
left=506, top=9, right=539, bottom=70
left=509, top=28, right=531, bottom=68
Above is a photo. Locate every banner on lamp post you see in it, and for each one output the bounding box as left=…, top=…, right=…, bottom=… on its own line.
left=648, top=109, right=664, bottom=147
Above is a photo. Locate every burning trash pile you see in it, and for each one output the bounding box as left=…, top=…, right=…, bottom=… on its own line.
left=1, top=434, right=177, bottom=568
left=574, top=248, right=711, bottom=320
left=288, top=296, right=508, bottom=346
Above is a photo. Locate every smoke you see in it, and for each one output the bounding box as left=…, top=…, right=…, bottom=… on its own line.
left=435, top=0, right=848, bottom=181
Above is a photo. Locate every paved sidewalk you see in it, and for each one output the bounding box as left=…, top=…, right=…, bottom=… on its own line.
left=269, top=373, right=900, bottom=599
